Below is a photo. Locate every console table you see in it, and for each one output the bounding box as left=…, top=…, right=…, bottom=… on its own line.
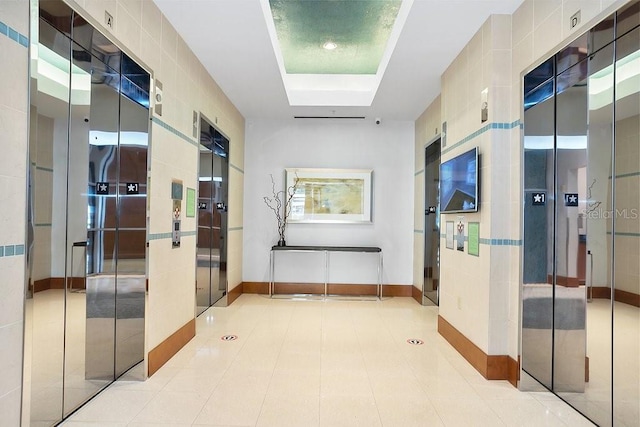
left=269, top=245, right=383, bottom=299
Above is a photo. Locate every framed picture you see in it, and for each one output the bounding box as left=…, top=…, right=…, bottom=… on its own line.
left=445, top=221, right=454, bottom=249
left=468, top=222, right=479, bottom=256
left=285, top=168, right=373, bottom=223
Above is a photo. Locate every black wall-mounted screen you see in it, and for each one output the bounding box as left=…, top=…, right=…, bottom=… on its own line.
left=440, top=147, right=479, bottom=213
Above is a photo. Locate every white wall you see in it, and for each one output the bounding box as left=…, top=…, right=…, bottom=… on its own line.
left=243, top=119, right=414, bottom=286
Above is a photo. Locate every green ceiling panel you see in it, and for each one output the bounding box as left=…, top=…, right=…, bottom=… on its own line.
left=269, top=0, right=402, bottom=75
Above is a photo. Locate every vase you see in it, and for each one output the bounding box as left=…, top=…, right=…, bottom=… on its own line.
left=277, top=237, right=286, bottom=247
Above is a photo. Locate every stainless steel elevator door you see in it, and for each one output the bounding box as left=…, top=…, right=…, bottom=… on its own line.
left=423, top=139, right=440, bottom=305
left=27, top=18, right=73, bottom=425
left=522, top=69, right=555, bottom=390
left=553, top=56, right=588, bottom=395
left=197, top=149, right=214, bottom=315
left=196, top=117, right=229, bottom=315
left=115, top=92, right=148, bottom=377
left=64, top=42, right=120, bottom=417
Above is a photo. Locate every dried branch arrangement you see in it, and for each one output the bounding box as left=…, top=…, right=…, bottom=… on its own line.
left=263, top=173, right=299, bottom=246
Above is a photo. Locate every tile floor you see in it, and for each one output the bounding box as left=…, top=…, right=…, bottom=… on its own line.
left=61, top=294, right=595, bottom=426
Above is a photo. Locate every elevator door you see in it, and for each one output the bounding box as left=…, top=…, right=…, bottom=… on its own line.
left=26, top=3, right=150, bottom=424
left=196, top=117, right=229, bottom=314
left=522, top=5, right=640, bottom=425
left=423, top=139, right=441, bottom=305
left=522, top=39, right=590, bottom=399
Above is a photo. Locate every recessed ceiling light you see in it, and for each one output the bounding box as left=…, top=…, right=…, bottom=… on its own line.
left=323, top=41, right=337, bottom=51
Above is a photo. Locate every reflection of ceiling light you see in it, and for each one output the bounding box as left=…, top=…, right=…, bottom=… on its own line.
left=89, top=131, right=148, bottom=146
left=323, top=41, right=337, bottom=51
left=524, top=135, right=587, bottom=150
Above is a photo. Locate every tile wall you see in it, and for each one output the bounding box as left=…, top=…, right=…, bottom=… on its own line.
left=415, top=0, right=631, bottom=361
left=0, top=0, right=29, bottom=423
left=435, top=15, right=515, bottom=355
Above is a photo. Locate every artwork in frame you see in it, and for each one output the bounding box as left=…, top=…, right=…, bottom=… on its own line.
left=285, top=168, right=373, bottom=223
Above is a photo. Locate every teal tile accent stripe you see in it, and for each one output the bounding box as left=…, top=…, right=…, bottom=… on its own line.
left=0, top=244, right=25, bottom=258
left=613, top=171, right=640, bottom=179
left=478, top=238, right=522, bottom=246
left=439, top=233, right=522, bottom=246
left=151, top=117, right=199, bottom=147
left=35, top=223, right=52, bottom=227
left=148, top=232, right=172, bottom=241
left=414, top=229, right=424, bottom=234
left=414, top=169, right=424, bottom=176
left=0, top=19, right=29, bottom=47
left=607, top=231, right=640, bottom=237
left=442, top=120, right=520, bottom=156
left=148, top=230, right=197, bottom=241
left=229, top=226, right=243, bottom=231
left=149, top=227, right=241, bottom=240
left=151, top=117, right=242, bottom=174
left=230, top=163, right=244, bottom=174
left=35, top=165, right=54, bottom=173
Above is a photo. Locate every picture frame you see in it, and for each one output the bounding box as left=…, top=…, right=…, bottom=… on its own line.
left=468, top=222, right=479, bottom=256
left=445, top=221, right=454, bottom=249
left=285, top=168, right=373, bottom=223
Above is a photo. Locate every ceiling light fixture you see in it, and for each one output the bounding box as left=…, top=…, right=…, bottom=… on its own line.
left=323, top=41, right=337, bottom=51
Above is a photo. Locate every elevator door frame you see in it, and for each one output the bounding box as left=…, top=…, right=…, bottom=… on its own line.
left=196, top=113, right=230, bottom=314
left=519, top=4, right=640, bottom=426
left=25, top=3, right=152, bottom=425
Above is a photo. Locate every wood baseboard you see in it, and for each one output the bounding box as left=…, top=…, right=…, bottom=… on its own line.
left=148, top=318, right=195, bottom=376
left=227, top=284, right=242, bottom=305
left=412, top=286, right=422, bottom=303
left=33, top=278, right=51, bottom=293
left=240, top=282, right=413, bottom=298
left=382, top=284, right=413, bottom=297
left=547, top=274, right=580, bottom=287
left=508, top=356, right=520, bottom=387
left=438, top=315, right=517, bottom=385
left=585, top=356, right=589, bottom=382
left=591, top=286, right=640, bottom=307
left=32, top=277, right=85, bottom=292
left=242, top=281, right=269, bottom=294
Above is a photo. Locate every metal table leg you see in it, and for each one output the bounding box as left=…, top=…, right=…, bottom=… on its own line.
left=378, top=252, right=383, bottom=299
left=269, top=249, right=274, bottom=297
left=324, top=250, right=329, bottom=298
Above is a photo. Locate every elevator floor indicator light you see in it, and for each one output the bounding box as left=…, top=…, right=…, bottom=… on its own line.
left=532, top=192, right=546, bottom=206
left=126, top=183, right=139, bottom=194
left=96, top=182, right=109, bottom=194
left=565, top=193, right=579, bottom=206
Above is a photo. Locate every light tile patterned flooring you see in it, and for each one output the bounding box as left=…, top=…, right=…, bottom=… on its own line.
left=61, top=294, right=594, bottom=426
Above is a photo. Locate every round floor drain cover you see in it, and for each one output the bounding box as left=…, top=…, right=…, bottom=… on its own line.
left=407, top=338, right=424, bottom=345
left=221, top=335, right=237, bottom=341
